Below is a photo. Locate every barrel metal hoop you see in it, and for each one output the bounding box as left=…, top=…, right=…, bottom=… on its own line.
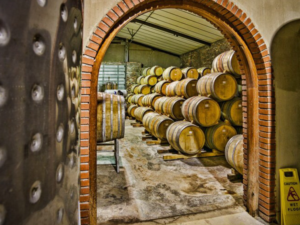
left=117, top=96, right=121, bottom=138
left=102, top=93, right=106, bottom=142
left=110, top=94, right=113, bottom=140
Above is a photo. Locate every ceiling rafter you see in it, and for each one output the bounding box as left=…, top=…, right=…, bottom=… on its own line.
left=132, top=19, right=212, bottom=46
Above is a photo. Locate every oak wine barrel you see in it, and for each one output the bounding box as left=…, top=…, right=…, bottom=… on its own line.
left=143, top=112, right=160, bottom=133
left=131, top=94, right=144, bottom=106
left=162, top=97, right=185, bottom=120
left=166, top=81, right=179, bottom=97
left=205, top=122, right=237, bottom=151
left=197, top=67, right=211, bottom=77
left=163, top=66, right=183, bottom=81
left=221, top=98, right=243, bottom=126
left=142, top=67, right=151, bottom=76
left=225, top=135, right=243, bottom=174
left=142, top=93, right=162, bottom=109
left=97, top=92, right=125, bottom=142
left=134, top=107, right=154, bottom=122
left=176, top=78, right=198, bottom=98
left=126, top=93, right=134, bottom=104
left=144, top=75, right=158, bottom=86
left=196, top=72, right=237, bottom=102
left=148, top=115, right=174, bottom=140
left=154, top=80, right=170, bottom=95
left=137, top=76, right=145, bottom=85
left=181, top=67, right=200, bottom=79
left=181, top=96, right=221, bottom=127
left=167, top=121, right=205, bottom=155
left=131, top=84, right=140, bottom=94
left=212, top=50, right=241, bottom=76
left=137, top=84, right=151, bottom=95
left=127, top=104, right=138, bottom=118
left=150, top=65, right=163, bottom=76
left=154, top=96, right=168, bottom=114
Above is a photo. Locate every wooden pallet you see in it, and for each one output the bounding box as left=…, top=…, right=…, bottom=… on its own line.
left=142, top=135, right=153, bottom=141
left=146, top=139, right=169, bottom=145
left=141, top=129, right=150, bottom=135
left=227, top=168, right=242, bottom=181
left=131, top=121, right=143, bottom=127
left=160, top=149, right=224, bottom=161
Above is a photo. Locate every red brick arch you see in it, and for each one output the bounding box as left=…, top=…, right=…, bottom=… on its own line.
left=79, top=1, right=275, bottom=224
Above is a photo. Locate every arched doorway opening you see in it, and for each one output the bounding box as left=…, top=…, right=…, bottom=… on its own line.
left=80, top=1, right=275, bottom=224
left=271, top=19, right=300, bottom=222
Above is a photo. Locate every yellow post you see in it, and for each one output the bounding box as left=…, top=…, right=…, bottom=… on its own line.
left=280, top=168, right=300, bottom=224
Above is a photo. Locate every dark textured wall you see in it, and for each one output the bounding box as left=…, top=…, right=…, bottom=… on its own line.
left=181, top=39, right=231, bottom=68
left=126, top=62, right=141, bottom=94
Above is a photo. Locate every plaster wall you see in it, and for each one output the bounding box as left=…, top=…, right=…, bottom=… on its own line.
left=271, top=19, right=300, bottom=217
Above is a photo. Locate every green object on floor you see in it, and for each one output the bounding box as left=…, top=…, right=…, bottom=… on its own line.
left=97, top=154, right=123, bottom=166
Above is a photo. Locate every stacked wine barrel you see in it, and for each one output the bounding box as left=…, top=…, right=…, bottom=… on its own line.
left=126, top=52, right=243, bottom=164
left=126, top=65, right=164, bottom=119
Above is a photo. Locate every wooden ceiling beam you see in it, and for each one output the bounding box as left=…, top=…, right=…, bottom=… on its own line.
left=132, top=19, right=211, bottom=46
left=114, top=37, right=181, bottom=57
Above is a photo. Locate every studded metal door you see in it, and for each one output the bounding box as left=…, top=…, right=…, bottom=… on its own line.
left=0, top=0, right=82, bottom=224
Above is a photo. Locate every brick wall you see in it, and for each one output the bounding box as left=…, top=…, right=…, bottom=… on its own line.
left=80, top=0, right=275, bottom=224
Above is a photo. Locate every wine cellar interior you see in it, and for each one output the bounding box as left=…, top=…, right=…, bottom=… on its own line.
left=1, top=0, right=300, bottom=225
left=95, top=9, right=251, bottom=224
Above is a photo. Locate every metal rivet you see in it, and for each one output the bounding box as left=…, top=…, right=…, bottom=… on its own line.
left=72, top=50, right=77, bottom=64
left=31, top=84, right=44, bottom=103
left=0, top=205, right=6, bottom=225
left=68, top=153, right=76, bottom=168
left=33, top=35, right=46, bottom=56
left=69, top=119, right=75, bottom=134
left=0, top=147, right=7, bottom=168
left=0, top=20, right=10, bottom=46
left=60, top=4, right=68, bottom=22
left=71, top=85, right=75, bottom=100
left=69, top=187, right=74, bottom=199
left=56, top=207, right=64, bottom=224
left=57, top=84, right=64, bottom=101
left=29, top=181, right=42, bottom=204
left=74, top=17, right=78, bottom=31
left=56, top=164, right=64, bottom=183
left=56, top=124, right=64, bottom=142
left=36, top=0, right=47, bottom=7
left=58, top=44, right=66, bottom=61
left=30, top=133, right=43, bottom=152
left=0, top=86, right=8, bottom=107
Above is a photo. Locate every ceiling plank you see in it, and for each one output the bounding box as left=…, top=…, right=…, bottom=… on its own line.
left=132, top=19, right=211, bottom=46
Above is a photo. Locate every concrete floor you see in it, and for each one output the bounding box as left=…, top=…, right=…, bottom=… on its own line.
left=96, top=119, right=265, bottom=225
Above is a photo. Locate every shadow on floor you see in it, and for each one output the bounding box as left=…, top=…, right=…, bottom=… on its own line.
left=97, top=165, right=130, bottom=208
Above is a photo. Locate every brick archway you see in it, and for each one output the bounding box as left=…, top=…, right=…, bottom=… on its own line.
left=80, top=1, right=275, bottom=224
